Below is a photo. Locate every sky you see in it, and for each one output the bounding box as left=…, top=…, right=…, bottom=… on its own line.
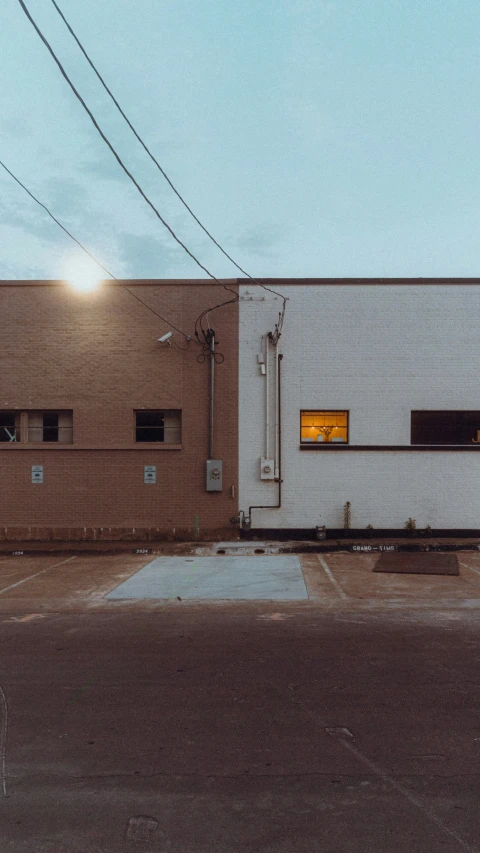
left=1, top=0, right=480, bottom=280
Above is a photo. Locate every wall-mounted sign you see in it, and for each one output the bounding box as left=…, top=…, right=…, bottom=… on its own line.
left=31, top=465, right=43, bottom=484
left=144, top=465, right=156, bottom=484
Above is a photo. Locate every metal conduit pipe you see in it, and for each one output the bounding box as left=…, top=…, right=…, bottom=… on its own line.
left=265, top=334, right=269, bottom=459
left=208, top=329, right=215, bottom=459
left=244, top=351, right=283, bottom=528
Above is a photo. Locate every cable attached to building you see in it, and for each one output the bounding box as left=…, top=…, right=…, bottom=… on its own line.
left=48, top=0, right=287, bottom=327
left=0, top=158, right=196, bottom=343
left=16, top=0, right=238, bottom=305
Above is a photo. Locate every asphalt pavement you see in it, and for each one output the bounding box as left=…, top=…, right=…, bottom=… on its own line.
left=0, top=550, right=479, bottom=852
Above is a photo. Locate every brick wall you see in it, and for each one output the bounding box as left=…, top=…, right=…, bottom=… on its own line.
left=239, top=282, right=480, bottom=530
left=0, top=280, right=238, bottom=540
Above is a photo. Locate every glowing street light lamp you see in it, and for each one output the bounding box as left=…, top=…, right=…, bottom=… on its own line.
left=63, top=252, right=103, bottom=293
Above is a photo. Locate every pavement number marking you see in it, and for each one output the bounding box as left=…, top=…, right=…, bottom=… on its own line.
left=0, top=555, right=77, bottom=596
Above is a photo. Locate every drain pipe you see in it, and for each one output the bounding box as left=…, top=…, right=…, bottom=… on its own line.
left=265, top=335, right=269, bottom=460
left=208, top=328, right=215, bottom=459
left=241, top=351, right=283, bottom=529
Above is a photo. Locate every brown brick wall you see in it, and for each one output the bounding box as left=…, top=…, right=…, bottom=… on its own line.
left=0, top=280, right=239, bottom=540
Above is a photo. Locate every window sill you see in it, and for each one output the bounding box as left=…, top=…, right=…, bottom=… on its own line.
left=0, top=444, right=184, bottom=451
left=299, top=444, right=480, bottom=451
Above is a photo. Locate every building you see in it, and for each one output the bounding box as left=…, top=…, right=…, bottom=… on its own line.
left=1, top=277, right=479, bottom=541
left=239, top=278, right=480, bottom=535
left=0, top=279, right=238, bottom=542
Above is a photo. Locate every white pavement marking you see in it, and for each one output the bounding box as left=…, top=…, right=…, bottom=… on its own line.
left=257, top=613, right=293, bottom=620
left=0, top=685, right=7, bottom=797
left=269, top=681, right=479, bottom=853
left=317, top=556, right=348, bottom=599
left=459, top=561, right=480, bottom=577
left=0, top=556, right=77, bottom=596
left=335, top=734, right=479, bottom=853
left=5, top=614, right=46, bottom=623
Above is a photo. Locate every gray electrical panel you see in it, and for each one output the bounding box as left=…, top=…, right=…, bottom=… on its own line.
left=206, top=459, right=223, bottom=491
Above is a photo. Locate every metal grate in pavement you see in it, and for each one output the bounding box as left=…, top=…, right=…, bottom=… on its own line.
left=373, top=552, right=459, bottom=575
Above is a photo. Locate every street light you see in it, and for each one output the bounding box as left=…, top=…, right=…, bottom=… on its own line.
left=63, top=252, right=102, bottom=293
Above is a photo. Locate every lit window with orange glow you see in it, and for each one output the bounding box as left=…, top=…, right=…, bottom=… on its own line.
left=300, top=411, right=349, bottom=443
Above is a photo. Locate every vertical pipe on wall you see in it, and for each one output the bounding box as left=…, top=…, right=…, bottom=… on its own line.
left=265, top=335, right=269, bottom=459
left=274, top=343, right=279, bottom=479
left=208, top=330, right=215, bottom=459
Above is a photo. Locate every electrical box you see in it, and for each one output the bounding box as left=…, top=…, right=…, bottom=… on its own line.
left=206, top=459, right=223, bottom=491
left=260, top=457, right=275, bottom=480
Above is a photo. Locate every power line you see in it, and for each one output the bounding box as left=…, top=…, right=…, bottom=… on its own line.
left=0, top=158, right=196, bottom=341
left=16, top=0, right=238, bottom=307
left=0, top=158, right=115, bottom=279
left=48, top=0, right=288, bottom=325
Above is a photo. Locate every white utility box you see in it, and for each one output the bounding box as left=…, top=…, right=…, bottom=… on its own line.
left=260, top=457, right=275, bottom=480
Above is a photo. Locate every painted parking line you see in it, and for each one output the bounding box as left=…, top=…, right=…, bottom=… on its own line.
left=4, top=613, right=46, bottom=623
left=459, top=561, right=480, bottom=577
left=0, top=556, right=77, bottom=596
left=269, top=681, right=479, bottom=853
left=0, top=684, right=7, bottom=797
left=316, top=555, right=348, bottom=600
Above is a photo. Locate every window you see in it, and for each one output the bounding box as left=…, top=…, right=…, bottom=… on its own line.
left=0, top=411, right=73, bottom=443
left=411, top=411, right=480, bottom=445
left=301, top=410, right=349, bottom=443
left=0, top=412, right=19, bottom=442
left=27, top=411, right=73, bottom=443
left=135, top=410, right=181, bottom=443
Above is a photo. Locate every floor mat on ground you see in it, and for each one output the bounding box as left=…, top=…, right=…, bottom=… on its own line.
left=106, top=555, right=308, bottom=600
left=373, top=552, right=459, bottom=575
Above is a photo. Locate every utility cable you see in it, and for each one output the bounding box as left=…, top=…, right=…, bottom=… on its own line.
left=16, top=0, right=238, bottom=305
left=48, top=0, right=287, bottom=322
left=0, top=158, right=196, bottom=341
left=0, top=158, right=115, bottom=280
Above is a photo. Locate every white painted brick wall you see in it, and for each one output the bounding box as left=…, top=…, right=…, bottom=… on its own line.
left=239, top=283, right=480, bottom=529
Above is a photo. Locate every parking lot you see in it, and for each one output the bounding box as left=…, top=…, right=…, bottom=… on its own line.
left=2, top=545, right=480, bottom=852
left=1, top=546, right=480, bottom=612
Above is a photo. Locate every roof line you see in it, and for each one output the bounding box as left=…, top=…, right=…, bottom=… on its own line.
left=1, top=277, right=480, bottom=287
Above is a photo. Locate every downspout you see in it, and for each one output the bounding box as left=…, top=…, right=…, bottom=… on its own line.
left=265, top=335, right=269, bottom=460
left=274, top=343, right=279, bottom=479
left=242, top=351, right=283, bottom=529
left=208, top=328, right=215, bottom=458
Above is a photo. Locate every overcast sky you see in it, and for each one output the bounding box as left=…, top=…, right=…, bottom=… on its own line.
left=1, top=0, right=480, bottom=280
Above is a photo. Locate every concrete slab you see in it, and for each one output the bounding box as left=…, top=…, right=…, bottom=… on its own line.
left=106, top=555, right=308, bottom=601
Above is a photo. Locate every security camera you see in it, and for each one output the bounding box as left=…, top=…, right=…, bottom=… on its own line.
left=158, top=331, right=173, bottom=343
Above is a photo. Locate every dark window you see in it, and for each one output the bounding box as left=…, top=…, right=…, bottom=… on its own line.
left=411, top=411, right=480, bottom=445
left=0, top=412, right=18, bottom=442
left=136, top=411, right=164, bottom=442
left=43, top=412, right=59, bottom=442
left=27, top=411, right=73, bottom=443
left=135, top=410, right=181, bottom=443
